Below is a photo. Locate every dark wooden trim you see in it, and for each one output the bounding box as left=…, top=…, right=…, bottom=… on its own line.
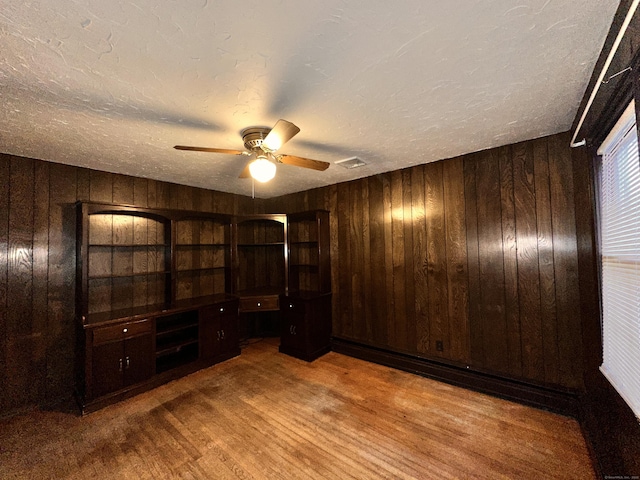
left=571, top=0, right=636, bottom=138
left=331, top=337, right=579, bottom=417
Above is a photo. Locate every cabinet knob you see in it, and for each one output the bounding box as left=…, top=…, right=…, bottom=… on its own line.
left=123, top=328, right=128, bottom=333
left=220, top=307, right=224, bottom=313
left=289, top=304, right=293, bottom=308
left=257, top=302, right=261, bottom=307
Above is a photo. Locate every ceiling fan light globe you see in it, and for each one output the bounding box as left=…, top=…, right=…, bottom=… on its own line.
left=249, top=156, right=276, bottom=182
left=262, top=137, right=282, bottom=152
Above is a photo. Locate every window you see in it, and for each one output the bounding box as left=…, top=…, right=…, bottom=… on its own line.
left=597, top=100, right=640, bottom=419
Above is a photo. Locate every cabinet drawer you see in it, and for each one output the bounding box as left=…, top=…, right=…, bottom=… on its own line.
left=201, top=301, right=238, bottom=318
left=92, top=319, right=152, bottom=345
left=239, top=295, right=279, bottom=312
left=281, top=299, right=306, bottom=314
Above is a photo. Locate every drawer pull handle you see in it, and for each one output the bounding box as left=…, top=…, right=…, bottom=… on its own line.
left=221, top=330, right=225, bottom=339
left=126, top=356, right=130, bottom=369
left=119, top=358, right=123, bottom=372
left=123, top=328, right=128, bottom=334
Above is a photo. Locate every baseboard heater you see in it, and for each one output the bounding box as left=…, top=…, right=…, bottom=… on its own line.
left=331, top=337, right=579, bottom=417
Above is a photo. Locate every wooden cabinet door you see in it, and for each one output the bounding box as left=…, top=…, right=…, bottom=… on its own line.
left=200, top=313, right=220, bottom=360
left=218, top=313, right=239, bottom=356
left=92, top=341, right=125, bottom=398
left=200, top=302, right=239, bottom=361
left=123, top=334, right=153, bottom=387
left=280, top=299, right=306, bottom=351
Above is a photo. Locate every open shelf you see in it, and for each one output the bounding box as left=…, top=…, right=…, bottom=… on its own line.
left=175, top=243, right=228, bottom=247
left=155, top=309, right=199, bottom=371
left=89, top=243, right=169, bottom=248
left=88, top=271, right=170, bottom=280
left=155, top=343, right=199, bottom=374
left=177, top=266, right=228, bottom=273
left=155, top=338, right=199, bottom=358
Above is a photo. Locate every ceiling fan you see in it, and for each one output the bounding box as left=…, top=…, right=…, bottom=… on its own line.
left=174, top=119, right=330, bottom=182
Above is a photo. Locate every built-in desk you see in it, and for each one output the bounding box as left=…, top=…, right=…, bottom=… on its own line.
left=237, top=287, right=283, bottom=313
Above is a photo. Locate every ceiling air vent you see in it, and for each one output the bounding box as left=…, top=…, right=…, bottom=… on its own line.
left=335, top=157, right=367, bottom=169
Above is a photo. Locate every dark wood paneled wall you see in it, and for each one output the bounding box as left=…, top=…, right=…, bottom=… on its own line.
left=0, top=154, right=257, bottom=414
left=267, top=131, right=585, bottom=391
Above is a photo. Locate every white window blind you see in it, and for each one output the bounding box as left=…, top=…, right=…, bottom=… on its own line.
left=597, top=100, right=640, bottom=419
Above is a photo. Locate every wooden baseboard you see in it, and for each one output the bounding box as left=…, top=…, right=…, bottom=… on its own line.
left=331, top=337, right=579, bottom=417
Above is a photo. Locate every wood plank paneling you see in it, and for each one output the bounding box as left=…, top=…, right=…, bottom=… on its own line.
left=402, top=169, right=416, bottom=353
left=424, top=162, right=448, bottom=359
left=390, top=170, right=407, bottom=351
left=361, top=181, right=373, bottom=343
left=32, top=161, right=50, bottom=400
left=0, top=156, right=10, bottom=412
left=464, top=154, right=484, bottom=368
left=89, top=170, right=113, bottom=203
left=7, top=157, right=36, bottom=408
left=382, top=173, right=395, bottom=352
left=76, top=167, right=90, bottom=202
left=47, top=163, right=78, bottom=404
left=475, top=149, right=508, bottom=373
left=533, top=138, right=559, bottom=386
left=155, top=181, right=171, bottom=210
left=498, top=147, right=522, bottom=377
left=513, top=141, right=543, bottom=382
left=327, top=185, right=340, bottom=336
left=112, top=175, right=134, bottom=205
left=368, top=177, right=388, bottom=346
left=336, top=182, right=352, bottom=339
left=349, top=180, right=366, bottom=340
left=133, top=178, right=148, bottom=208
left=548, top=133, right=582, bottom=389
left=442, top=157, right=469, bottom=364
left=410, top=167, right=429, bottom=355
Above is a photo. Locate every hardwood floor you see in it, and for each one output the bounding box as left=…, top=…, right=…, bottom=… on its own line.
left=0, top=338, right=595, bottom=479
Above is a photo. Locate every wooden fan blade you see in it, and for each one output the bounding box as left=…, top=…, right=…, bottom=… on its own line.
left=174, top=145, right=246, bottom=155
left=262, top=119, right=300, bottom=152
left=278, top=154, right=330, bottom=171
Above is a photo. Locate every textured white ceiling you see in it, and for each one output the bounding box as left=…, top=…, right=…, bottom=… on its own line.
left=0, top=0, right=620, bottom=198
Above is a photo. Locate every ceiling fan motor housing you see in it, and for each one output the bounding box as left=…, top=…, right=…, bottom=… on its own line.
left=241, top=127, right=272, bottom=150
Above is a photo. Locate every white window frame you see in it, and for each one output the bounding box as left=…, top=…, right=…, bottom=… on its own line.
left=596, top=100, right=640, bottom=419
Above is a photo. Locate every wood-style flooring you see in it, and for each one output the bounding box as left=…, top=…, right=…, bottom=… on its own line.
left=0, top=338, right=595, bottom=479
